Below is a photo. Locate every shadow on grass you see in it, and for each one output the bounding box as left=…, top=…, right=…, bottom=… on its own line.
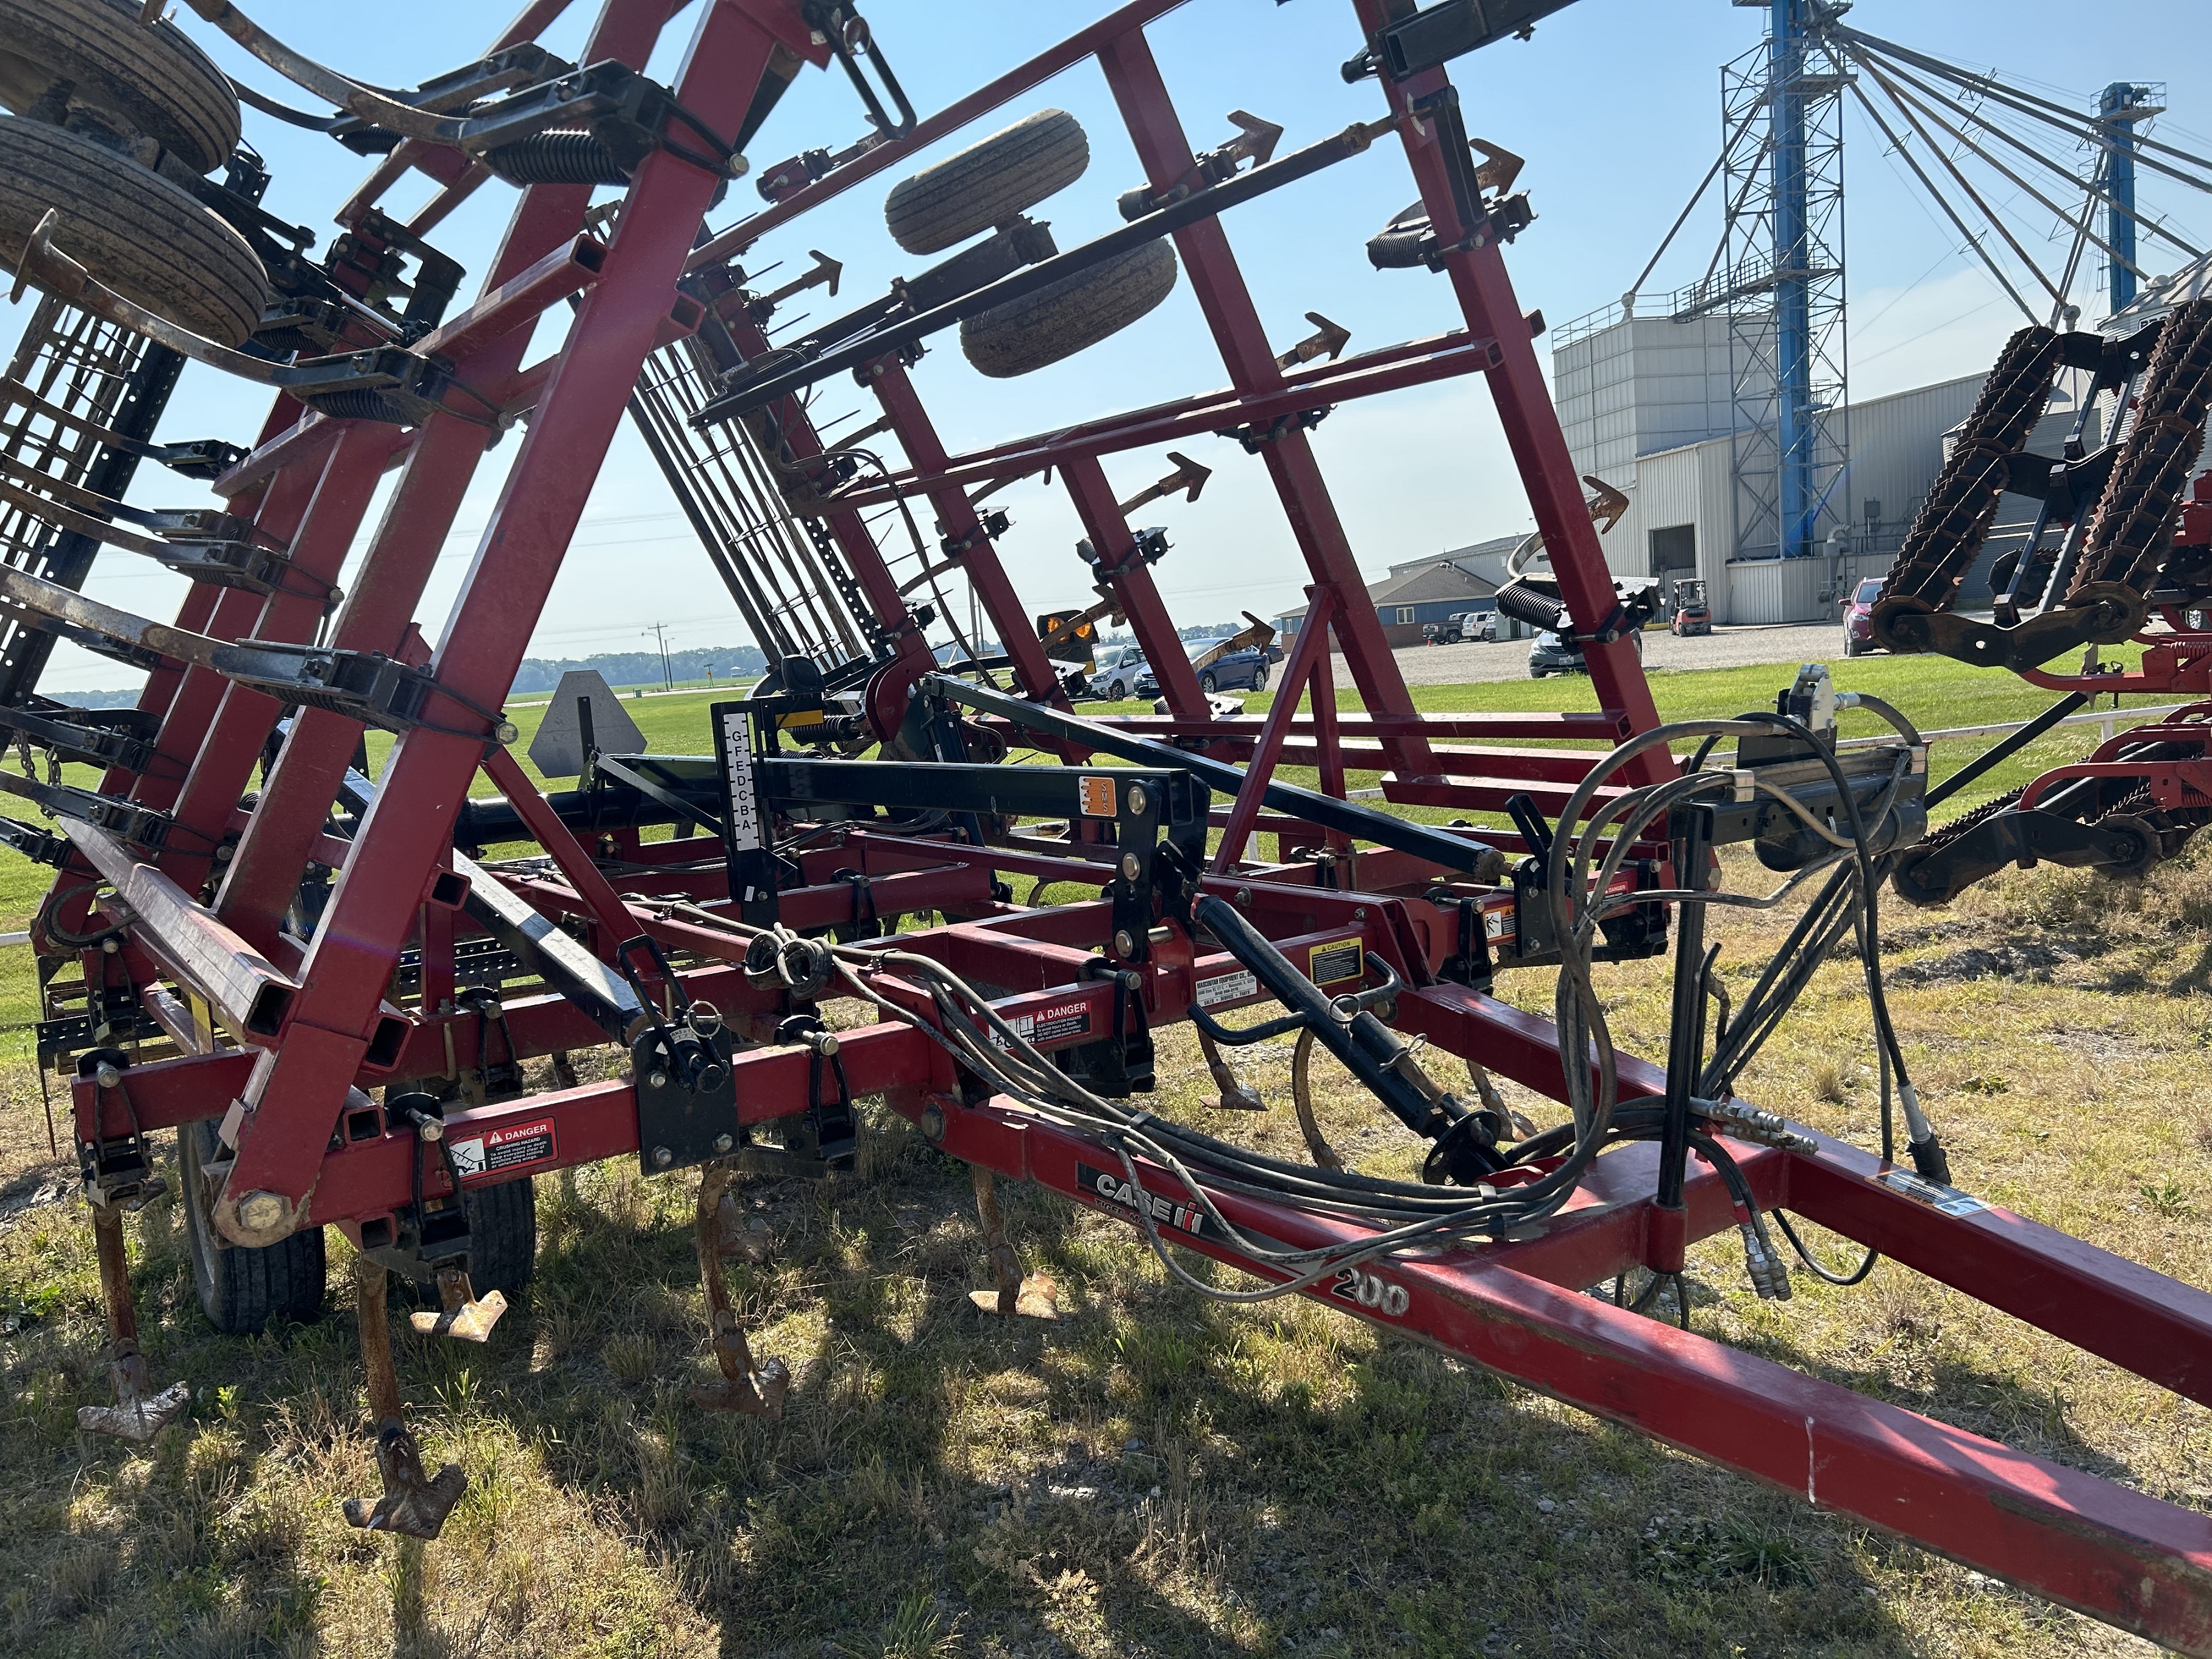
left=3, top=1116, right=2088, bottom=1659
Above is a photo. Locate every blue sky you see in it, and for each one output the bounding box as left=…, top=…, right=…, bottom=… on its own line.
left=13, top=0, right=2212, bottom=690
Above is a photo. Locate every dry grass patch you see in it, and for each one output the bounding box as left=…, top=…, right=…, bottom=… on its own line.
left=1, top=842, right=2209, bottom=1654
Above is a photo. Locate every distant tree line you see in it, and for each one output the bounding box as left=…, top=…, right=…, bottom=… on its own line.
left=47, top=643, right=774, bottom=712
left=511, top=644, right=767, bottom=694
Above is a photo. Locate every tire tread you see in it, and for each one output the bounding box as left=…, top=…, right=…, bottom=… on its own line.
left=0, top=0, right=238, bottom=174
left=959, top=240, right=1178, bottom=380
left=0, top=118, right=266, bottom=343
left=884, top=109, right=1087, bottom=255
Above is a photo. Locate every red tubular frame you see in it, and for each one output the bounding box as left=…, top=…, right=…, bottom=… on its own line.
left=29, top=2, right=2212, bottom=1646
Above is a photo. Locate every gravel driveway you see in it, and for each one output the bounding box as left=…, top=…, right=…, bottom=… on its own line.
left=1341, top=619, right=1851, bottom=687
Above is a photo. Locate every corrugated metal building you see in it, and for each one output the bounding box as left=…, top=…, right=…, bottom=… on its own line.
left=1550, top=308, right=2089, bottom=624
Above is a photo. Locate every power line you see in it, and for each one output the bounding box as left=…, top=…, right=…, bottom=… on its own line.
left=641, top=621, right=675, bottom=692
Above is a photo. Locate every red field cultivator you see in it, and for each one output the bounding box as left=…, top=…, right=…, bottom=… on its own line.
left=3, top=0, right=2211, bottom=1649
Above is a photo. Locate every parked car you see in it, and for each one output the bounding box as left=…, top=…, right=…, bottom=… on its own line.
left=1137, top=638, right=1272, bottom=698
left=1528, top=628, right=1641, bottom=678
left=1088, top=642, right=1150, bottom=700
left=1462, top=610, right=1498, bottom=642
left=1841, top=576, right=1885, bottom=657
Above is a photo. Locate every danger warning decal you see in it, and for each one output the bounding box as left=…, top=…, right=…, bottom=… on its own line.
left=992, top=999, right=1095, bottom=1051
left=1078, top=1162, right=1210, bottom=1236
left=1309, top=936, right=1364, bottom=986
left=449, top=1118, right=558, bottom=1184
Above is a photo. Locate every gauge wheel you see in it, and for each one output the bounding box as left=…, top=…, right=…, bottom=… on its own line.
left=0, top=117, right=266, bottom=342
left=884, top=108, right=1088, bottom=255
left=0, top=0, right=238, bottom=175
left=2096, top=811, right=2163, bottom=879
left=959, top=240, right=1178, bottom=379
left=180, top=1120, right=325, bottom=1336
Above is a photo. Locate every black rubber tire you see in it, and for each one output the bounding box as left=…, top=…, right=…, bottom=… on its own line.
left=0, top=0, right=238, bottom=175
left=179, top=1120, right=326, bottom=1337
left=960, top=240, right=1178, bottom=380
left=1253, top=665, right=1269, bottom=692
left=884, top=108, right=1088, bottom=255
left=1198, top=671, right=1218, bottom=695
left=0, top=118, right=266, bottom=343
left=457, top=1176, right=538, bottom=1301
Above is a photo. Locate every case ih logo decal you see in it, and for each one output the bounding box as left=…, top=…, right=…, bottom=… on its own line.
left=1078, top=1162, right=1209, bottom=1237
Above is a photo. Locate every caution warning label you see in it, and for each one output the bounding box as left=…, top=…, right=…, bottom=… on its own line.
left=449, top=1118, right=558, bottom=1184
left=1309, top=937, right=1364, bottom=986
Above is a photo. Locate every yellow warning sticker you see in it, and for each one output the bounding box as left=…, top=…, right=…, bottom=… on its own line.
left=1309, top=936, right=1364, bottom=985
left=1078, top=775, right=1117, bottom=817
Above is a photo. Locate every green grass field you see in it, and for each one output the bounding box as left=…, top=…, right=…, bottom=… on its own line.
left=0, top=655, right=2144, bottom=1042
left=0, top=653, right=2204, bottom=1658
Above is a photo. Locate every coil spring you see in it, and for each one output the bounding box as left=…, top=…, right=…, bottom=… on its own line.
left=482, top=130, right=629, bottom=187
left=302, top=389, right=415, bottom=425
left=1493, top=580, right=1566, bottom=632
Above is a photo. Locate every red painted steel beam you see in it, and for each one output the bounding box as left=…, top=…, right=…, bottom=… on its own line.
left=157, top=424, right=394, bottom=897
left=833, top=330, right=1498, bottom=506
left=1056, top=455, right=1207, bottom=717
left=1214, top=588, right=1337, bottom=869
left=218, top=2, right=675, bottom=947
left=1350, top=2, right=1668, bottom=784
left=1782, top=1144, right=2212, bottom=1409
left=409, top=233, right=606, bottom=361
left=922, top=1089, right=2212, bottom=1651
left=477, top=745, right=642, bottom=947
left=866, top=360, right=1066, bottom=701
left=1094, top=29, right=1435, bottom=778
left=687, top=0, right=1195, bottom=269
left=208, top=411, right=354, bottom=502
left=295, top=1015, right=939, bottom=1225
left=213, top=0, right=821, bottom=1240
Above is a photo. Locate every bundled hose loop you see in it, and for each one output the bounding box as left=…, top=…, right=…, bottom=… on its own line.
left=741, top=925, right=836, bottom=999
left=640, top=693, right=1930, bottom=1303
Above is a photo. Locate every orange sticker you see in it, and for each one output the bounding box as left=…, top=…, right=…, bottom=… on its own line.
left=1078, top=775, right=1117, bottom=817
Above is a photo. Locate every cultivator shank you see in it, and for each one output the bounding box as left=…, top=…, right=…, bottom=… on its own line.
left=3, top=0, right=2211, bottom=1647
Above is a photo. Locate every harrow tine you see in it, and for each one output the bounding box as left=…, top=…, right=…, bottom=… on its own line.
left=342, top=1258, right=467, bottom=1540
left=405, top=1263, right=508, bottom=1343
left=691, top=1164, right=791, bottom=1413
left=1465, top=1059, right=1536, bottom=1140
left=1197, top=1026, right=1268, bottom=1112
left=967, top=1163, right=1058, bottom=1318
left=76, top=1201, right=190, bottom=1444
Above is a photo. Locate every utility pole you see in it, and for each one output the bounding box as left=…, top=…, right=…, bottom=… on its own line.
left=642, top=622, right=674, bottom=691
